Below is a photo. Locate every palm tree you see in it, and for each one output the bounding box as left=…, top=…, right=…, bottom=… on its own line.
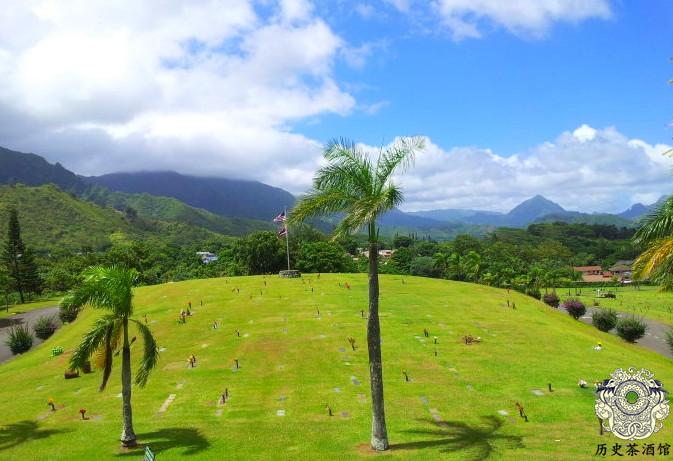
left=633, top=196, right=673, bottom=290
left=61, top=266, right=159, bottom=447
left=432, top=252, right=450, bottom=279
left=290, top=137, right=424, bottom=451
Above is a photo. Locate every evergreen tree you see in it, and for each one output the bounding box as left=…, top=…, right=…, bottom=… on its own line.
left=22, top=248, right=42, bottom=298
left=2, top=208, right=26, bottom=303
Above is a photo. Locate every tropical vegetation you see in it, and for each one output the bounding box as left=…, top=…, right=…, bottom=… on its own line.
left=290, top=137, right=424, bottom=451
left=62, top=265, right=159, bottom=447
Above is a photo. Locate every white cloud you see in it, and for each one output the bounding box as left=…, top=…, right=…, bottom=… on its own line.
left=0, top=1, right=668, bottom=216
left=392, top=125, right=672, bottom=213
left=0, top=0, right=353, bottom=191
left=278, top=0, right=314, bottom=23
left=427, top=0, right=612, bottom=40
left=355, top=3, right=376, bottom=19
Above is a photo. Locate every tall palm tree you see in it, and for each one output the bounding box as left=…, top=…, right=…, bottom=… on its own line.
left=61, top=266, right=159, bottom=447
left=633, top=196, right=673, bottom=290
left=290, top=137, right=424, bottom=451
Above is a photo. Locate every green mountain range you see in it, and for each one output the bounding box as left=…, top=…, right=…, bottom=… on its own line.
left=0, top=145, right=646, bottom=251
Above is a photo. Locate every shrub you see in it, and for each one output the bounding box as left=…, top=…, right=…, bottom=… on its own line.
left=59, top=304, right=80, bottom=323
left=562, top=298, right=586, bottom=320
left=666, top=329, right=673, bottom=355
left=526, top=288, right=541, bottom=300
left=542, top=293, right=560, bottom=308
left=592, top=308, right=618, bottom=332
left=6, top=325, right=33, bottom=354
left=34, top=315, right=58, bottom=340
left=616, top=316, right=647, bottom=343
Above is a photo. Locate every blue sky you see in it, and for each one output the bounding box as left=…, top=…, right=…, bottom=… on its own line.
left=0, top=0, right=671, bottom=213
left=298, top=0, right=673, bottom=155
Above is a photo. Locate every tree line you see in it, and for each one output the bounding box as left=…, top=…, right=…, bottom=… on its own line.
left=0, top=206, right=639, bottom=306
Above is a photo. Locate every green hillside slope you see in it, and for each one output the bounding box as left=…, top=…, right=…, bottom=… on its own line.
left=0, top=184, right=134, bottom=251
left=0, top=184, right=222, bottom=252
left=1, top=274, right=671, bottom=460
left=85, top=189, right=274, bottom=236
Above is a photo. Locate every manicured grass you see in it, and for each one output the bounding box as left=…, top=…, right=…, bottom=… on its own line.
left=556, top=285, right=673, bottom=326
left=0, top=296, right=61, bottom=319
left=1, top=275, right=672, bottom=460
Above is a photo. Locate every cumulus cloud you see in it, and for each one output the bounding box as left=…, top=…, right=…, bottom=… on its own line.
left=0, top=1, right=668, bottom=215
left=0, top=0, right=352, bottom=190
left=392, top=125, right=673, bottom=213
left=383, top=0, right=612, bottom=40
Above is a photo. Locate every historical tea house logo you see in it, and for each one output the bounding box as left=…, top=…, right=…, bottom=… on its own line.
left=595, top=368, right=670, bottom=440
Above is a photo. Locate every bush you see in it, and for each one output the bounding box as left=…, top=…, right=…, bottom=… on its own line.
left=542, top=293, right=560, bottom=308
left=562, top=298, right=586, bottom=320
left=616, top=316, right=647, bottom=343
left=592, top=308, right=618, bottom=332
left=59, top=304, right=80, bottom=323
left=666, top=329, right=673, bottom=355
left=526, top=288, right=542, bottom=300
left=34, top=315, right=58, bottom=340
left=6, top=325, right=33, bottom=354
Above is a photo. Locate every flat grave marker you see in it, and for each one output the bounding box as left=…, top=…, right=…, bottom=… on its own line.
left=158, top=394, right=176, bottom=414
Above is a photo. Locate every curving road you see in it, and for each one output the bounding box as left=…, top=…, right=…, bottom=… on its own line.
left=573, top=307, right=673, bottom=358
left=0, top=306, right=60, bottom=364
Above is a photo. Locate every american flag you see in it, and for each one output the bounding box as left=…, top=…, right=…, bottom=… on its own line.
left=273, top=210, right=286, bottom=223
left=277, top=227, right=287, bottom=237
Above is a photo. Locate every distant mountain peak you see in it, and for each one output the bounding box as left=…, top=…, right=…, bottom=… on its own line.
left=504, top=195, right=565, bottom=227
left=618, top=195, right=668, bottom=221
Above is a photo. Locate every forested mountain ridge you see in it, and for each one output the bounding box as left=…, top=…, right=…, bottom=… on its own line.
left=85, top=171, right=296, bottom=221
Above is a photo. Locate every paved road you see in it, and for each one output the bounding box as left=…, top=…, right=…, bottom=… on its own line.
left=0, top=306, right=60, bottom=364
left=574, top=307, right=672, bottom=358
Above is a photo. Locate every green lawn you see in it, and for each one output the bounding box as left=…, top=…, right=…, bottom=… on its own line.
left=556, top=285, right=673, bottom=326
left=1, top=274, right=672, bottom=460
left=0, top=296, right=61, bottom=319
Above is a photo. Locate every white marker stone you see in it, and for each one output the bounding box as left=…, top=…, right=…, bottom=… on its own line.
left=158, top=394, right=176, bottom=414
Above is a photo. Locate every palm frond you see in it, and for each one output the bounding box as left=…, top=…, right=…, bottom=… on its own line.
left=290, top=136, right=422, bottom=242
left=99, top=320, right=122, bottom=391
left=131, top=319, right=159, bottom=387
left=289, top=189, right=356, bottom=224
left=69, top=315, right=118, bottom=377
left=633, top=237, right=673, bottom=282
left=61, top=265, right=138, bottom=317
left=375, top=136, right=423, bottom=188
left=633, top=196, right=673, bottom=246
left=317, top=139, right=374, bottom=194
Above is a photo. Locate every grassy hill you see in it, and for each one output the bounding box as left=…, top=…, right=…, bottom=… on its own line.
left=0, top=184, right=224, bottom=252
left=0, top=184, right=135, bottom=251
left=1, top=274, right=672, bottom=460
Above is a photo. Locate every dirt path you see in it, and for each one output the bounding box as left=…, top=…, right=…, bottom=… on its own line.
left=573, top=307, right=673, bottom=358
left=0, top=306, right=60, bottom=364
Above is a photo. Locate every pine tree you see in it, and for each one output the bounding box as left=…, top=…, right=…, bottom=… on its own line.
left=22, top=248, right=42, bottom=299
left=2, top=208, right=26, bottom=303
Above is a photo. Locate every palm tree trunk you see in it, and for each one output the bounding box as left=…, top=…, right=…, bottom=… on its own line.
left=120, top=317, right=137, bottom=447
left=367, top=225, right=388, bottom=451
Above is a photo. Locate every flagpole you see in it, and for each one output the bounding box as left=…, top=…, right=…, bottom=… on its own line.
left=284, top=207, right=290, bottom=271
